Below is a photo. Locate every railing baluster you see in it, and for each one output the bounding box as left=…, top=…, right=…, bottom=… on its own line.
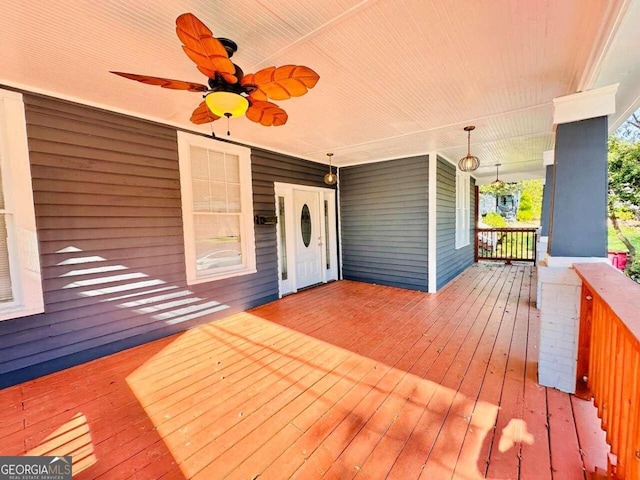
left=617, top=345, right=632, bottom=479
left=476, top=228, right=538, bottom=263
left=612, top=326, right=624, bottom=453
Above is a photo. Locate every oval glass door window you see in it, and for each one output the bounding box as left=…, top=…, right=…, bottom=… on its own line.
left=300, top=204, right=312, bottom=247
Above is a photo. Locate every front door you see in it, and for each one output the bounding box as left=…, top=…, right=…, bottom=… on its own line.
left=293, top=189, right=323, bottom=289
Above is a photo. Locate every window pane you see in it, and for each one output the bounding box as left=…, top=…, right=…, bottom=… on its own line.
left=225, top=154, right=240, bottom=183
left=324, top=200, right=330, bottom=269
left=0, top=215, right=13, bottom=303
left=278, top=196, right=287, bottom=280
left=194, top=214, right=242, bottom=276
left=210, top=181, right=228, bottom=212
left=226, top=183, right=241, bottom=213
left=192, top=179, right=211, bottom=212
left=0, top=168, right=5, bottom=210
left=300, top=204, right=312, bottom=248
left=208, top=151, right=225, bottom=180
left=190, top=146, right=209, bottom=180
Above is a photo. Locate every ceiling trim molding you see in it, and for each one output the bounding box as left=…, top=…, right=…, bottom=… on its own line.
left=577, top=0, right=631, bottom=92
left=553, top=84, right=619, bottom=125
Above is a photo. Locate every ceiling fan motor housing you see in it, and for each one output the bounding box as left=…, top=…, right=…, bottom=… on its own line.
left=217, top=37, right=238, bottom=58
left=207, top=72, right=256, bottom=96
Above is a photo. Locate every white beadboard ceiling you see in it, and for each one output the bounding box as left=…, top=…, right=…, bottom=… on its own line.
left=2, top=0, right=639, bottom=183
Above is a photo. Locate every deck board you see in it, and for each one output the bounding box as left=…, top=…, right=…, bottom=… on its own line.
left=0, top=264, right=608, bottom=479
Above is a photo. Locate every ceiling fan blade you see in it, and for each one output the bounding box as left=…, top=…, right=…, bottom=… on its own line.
left=190, top=101, right=221, bottom=124
left=246, top=100, right=288, bottom=126
left=242, top=65, right=319, bottom=101
left=176, top=13, right=237, bottom=84
left=110, top=72, right=208, bottom=92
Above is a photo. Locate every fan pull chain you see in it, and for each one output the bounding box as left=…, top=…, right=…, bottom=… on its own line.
left=225, top=113, right=231, bottom=136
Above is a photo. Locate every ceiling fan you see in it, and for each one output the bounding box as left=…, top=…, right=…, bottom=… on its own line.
left=111, top=13, right=319, bottom=132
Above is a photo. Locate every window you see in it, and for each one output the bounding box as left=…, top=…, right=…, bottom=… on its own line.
left=0, top=89, right=44, bottom=321
left=177, top=131, right=256, bottom=284
left=455, top=171, right=471, bottom=249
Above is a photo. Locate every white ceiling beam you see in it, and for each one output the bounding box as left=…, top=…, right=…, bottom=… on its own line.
left=553, top=84, right=618, bottom=125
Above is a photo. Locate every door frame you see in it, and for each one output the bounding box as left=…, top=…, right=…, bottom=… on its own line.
left=274, top=182, right=338, bottom=297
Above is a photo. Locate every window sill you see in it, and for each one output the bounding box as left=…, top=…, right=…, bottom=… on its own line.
left=455, top=241, right=471, bottom=250
left=187, top=267, right=257, bottom=286
left=0, top=303, right=45, bottom=322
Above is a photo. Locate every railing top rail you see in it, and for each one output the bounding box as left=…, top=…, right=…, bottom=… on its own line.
left=573, top=262, right=640, bottom=349
left=476, top=228, right=538, bottom=233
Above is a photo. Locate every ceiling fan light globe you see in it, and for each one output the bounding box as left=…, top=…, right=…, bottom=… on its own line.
left=205, top=91, right=249, bottom=117
left=458, top=155, right=480, bottom=172
left=324, top=172, right=338, bottom=185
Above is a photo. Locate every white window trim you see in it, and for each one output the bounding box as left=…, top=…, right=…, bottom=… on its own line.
left=0, top=89, right=44, bottom=321
left=177, top=131, right=256, bottom=285
left=455, top=171, right=471, bottom=249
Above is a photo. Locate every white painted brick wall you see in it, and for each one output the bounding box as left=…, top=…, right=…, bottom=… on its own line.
left=537, top=266, right=581, bottom=393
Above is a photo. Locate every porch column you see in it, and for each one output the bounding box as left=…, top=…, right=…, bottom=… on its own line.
left=537, top=84, right=617, bottom=394
left=540, top=161, right=554, bottom=237
left=536, top=153, right=554, bottom=266
left=548, top=118, right=608, bottom=257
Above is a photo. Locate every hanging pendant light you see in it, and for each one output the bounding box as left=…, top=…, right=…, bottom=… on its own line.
left=324, top=153, right=338, bottom=185
left=493, top=163, right=505, bottom=188
left=458, top=125, right=480, bottom=172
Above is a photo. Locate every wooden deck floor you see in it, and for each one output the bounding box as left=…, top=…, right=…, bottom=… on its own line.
left=0, top=264, right=608, bottom=479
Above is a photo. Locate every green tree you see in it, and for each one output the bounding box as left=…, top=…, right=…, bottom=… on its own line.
left=479, top=182, right=519, bottom=198
left=482, top=212, right=507, bottom=228
left=516, top=191, right=534, bottom=221
left=519, top=179, right=543, bottom=220
left=608, top=135, right=640, bottom=267
left=480, top=179, right=543, bottom=222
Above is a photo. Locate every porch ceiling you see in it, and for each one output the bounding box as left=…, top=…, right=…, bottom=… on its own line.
left=2, top=0, right=639, bottom=183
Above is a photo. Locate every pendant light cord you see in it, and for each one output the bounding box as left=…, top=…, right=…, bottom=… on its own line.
left=225, top=113, right=231, bottom=136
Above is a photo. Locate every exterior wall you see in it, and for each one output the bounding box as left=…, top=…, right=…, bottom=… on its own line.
left=436, top=157, right=475, bottom=290
left=0, top=93, right=332, bottom=388
left=339, top=156, right=429, bottom=291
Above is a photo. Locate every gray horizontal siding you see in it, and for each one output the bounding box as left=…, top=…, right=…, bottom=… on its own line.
left=251, top=147, right=335, bottom=216
left=0, top=93, right=331, bottom=388
left=340, top=156, right=428, bottom=291
left=436, top=157, right=475, bottom=289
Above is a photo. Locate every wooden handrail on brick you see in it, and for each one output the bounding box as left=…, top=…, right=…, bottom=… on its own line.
left=574, top=263, right=640, bottom=480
